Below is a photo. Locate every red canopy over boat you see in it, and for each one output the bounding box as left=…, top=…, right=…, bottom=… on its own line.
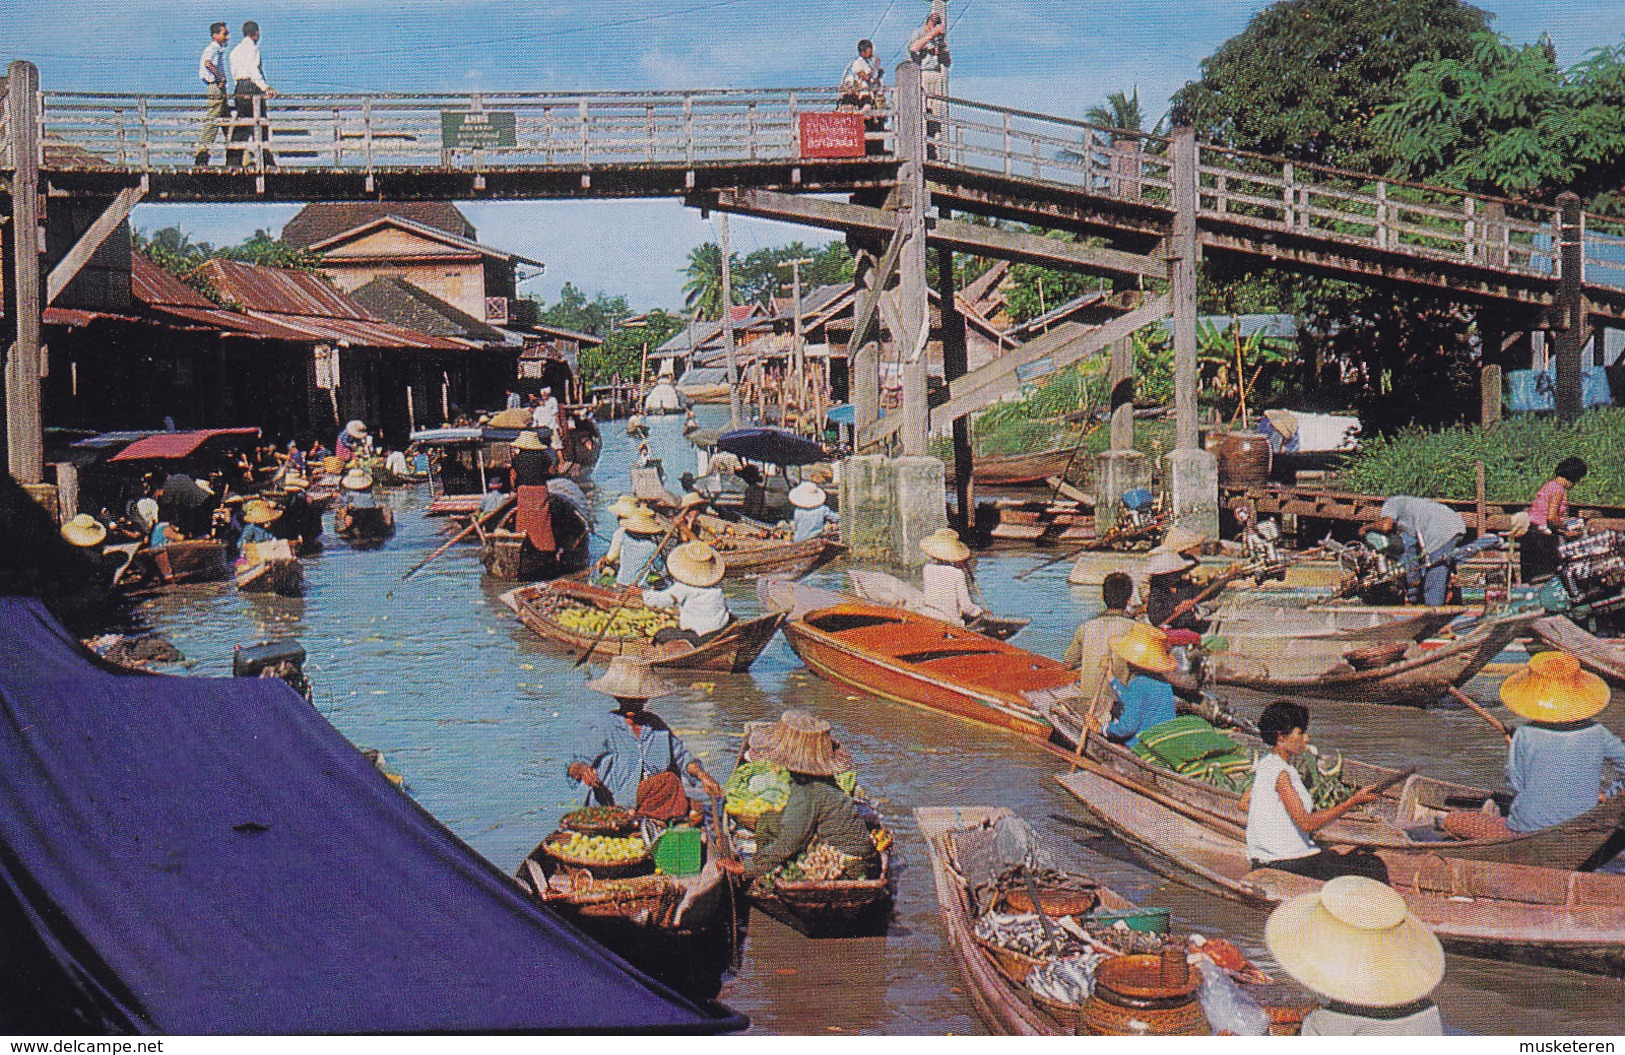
left=109, top=428, right=261, bottom=462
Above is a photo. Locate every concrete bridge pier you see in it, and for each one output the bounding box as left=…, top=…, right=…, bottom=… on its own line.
left=1093, top=450, right=1151, bottom=534
left=839, top=454, right=948, bottom=567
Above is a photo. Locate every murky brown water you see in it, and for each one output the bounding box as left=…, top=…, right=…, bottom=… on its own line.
left=129, top=407, right=1625, bottom=1035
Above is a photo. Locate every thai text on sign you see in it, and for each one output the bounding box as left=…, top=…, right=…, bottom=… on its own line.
left=798, top=113, right=866, bottom=159
left=441, top=111, right=517, bottom=150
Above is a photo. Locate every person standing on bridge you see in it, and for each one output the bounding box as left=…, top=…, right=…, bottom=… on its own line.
left=228, top=20, right=278, bottom=168
left=194, top=22, right=231, bottom=167
left=908, top=6, right=950, bottom=155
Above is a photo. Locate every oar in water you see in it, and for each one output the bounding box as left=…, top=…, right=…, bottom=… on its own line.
left=573, top=523, right=681, bottom=668
left=400, top=496, right=515, bottom=581
left=1447, top=685, right=1513, bottom=742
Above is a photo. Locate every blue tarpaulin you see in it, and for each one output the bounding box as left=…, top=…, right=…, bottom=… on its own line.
left=0, top=598, right=744, bottom=1035
left=1507, top=365, right=1614, bottom=412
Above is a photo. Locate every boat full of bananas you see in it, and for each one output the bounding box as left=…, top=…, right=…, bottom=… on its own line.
left=548, top=603, right=677, bottom=640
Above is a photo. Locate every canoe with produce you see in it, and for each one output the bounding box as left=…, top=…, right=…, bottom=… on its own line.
left=334, top=503, right=395, bottom=543
left=1054, top=767, right=1625, bottom=978
left=726, top=721, right=892, bottom=937
left=692, top=513, right=845, bottom=580
left=1038, top=718, right=1625, bottom=873
left=757, top=578, right=1073, bottom=738
left=916, top=806, right=1312, bottom=1036
left=516, top=811, right=737, bottom=1002
left=499, top=580, right=784, bottom=672
left=233, top=539, right=303, bottom=597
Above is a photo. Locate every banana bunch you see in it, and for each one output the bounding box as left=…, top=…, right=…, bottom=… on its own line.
left=553, top=832, right=648, bottom=865
left=553, top=604, right=676, bottom=639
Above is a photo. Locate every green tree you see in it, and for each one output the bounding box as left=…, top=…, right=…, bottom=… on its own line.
left=1084, top=88, right=1165, bottom=141
left=1169, top=0, right=1491, bottom=173
left=682, top=242, right=738, bottom=320
left=217, top=228, right=321, bottom=270
left=1373, top=33, right=1625, bottom=207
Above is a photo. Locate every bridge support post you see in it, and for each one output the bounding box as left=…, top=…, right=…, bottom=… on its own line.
left=1093, top=450, right=1150, bottom=535
left=1167, top=126, right=1217, bottom=536
left=4, top=60, right=46, bottom=485
left=839, top=453, right=947, bottom=567
left=892, top=61, right=931, bottom=458
left=937, top=235, right=973, bottom=533
left=1109, top=335, right=1134, bottom=451
left=1554, top=192, right=1586, bottom=424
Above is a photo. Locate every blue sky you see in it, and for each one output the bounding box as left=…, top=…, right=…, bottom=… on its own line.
left=7, top=0, right=1623, bottom=309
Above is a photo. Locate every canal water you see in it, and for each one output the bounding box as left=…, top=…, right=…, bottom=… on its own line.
left=128, top=406, right=1625, bottom=1035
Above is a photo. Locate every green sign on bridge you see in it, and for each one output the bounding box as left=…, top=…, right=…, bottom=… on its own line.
left=440, top=110, right=516, bottom=150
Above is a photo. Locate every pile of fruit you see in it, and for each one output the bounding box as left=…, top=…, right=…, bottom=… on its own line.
left=561, top=805, right=636, bottom=834
left=550, top=603, right=676, bottom=640
left=548, top=831, right=649, bottom=867
left=724, top=760, right=793, bottom=824
left=771, top=841, right=854, bottom=883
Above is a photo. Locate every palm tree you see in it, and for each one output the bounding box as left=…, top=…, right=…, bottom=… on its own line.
left=1084, top=88, right=1166, bottom=145
left=681, top=242, right=740, bottom=321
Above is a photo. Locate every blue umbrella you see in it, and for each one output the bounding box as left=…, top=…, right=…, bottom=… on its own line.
left=715, top=426, right=827, bottom=466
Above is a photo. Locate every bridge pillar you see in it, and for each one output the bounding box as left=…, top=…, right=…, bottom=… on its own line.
left=937, top=235, right=974, bottom=532
left=1170, top=127, right=1200, bottom=453
left=1109, top=335, right=1134, bottom=451
left=839, top=454, right=947, bottom=567
left=4, top=60, right=45, bottom=484
left=1554, top=192, right=1586, bottom=424
left=892, top=61, right=931, bottom=458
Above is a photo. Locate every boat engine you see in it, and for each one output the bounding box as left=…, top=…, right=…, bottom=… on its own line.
left=1557, top=529, right=1625, bottom=606
left=1238, top=517, right=1290, bottom=583
left=234, top=638, right=312, bottom=701
left=1324, top=532, right=1412, bottom=601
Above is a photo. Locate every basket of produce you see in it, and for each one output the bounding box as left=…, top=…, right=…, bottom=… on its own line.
left=1342, top=641, right=1408, bottom=671
left=560, top=805, right=638, bottom=835
left=543, top=831, right=652, bottom=878
left=548, top=603, right=677, bottom=640
left=971, top=911, right=1086, bottom=984
left=723, top=759, right=792, bottom=830
left=1092, top=953, right=1200, bottom=1004
left=973, top=934, right=1049, bottom=984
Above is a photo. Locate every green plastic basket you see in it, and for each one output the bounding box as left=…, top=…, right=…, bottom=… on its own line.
left=1089, top=907, right=1172, bottom=935
left=652, top=826, right=704, bottom=877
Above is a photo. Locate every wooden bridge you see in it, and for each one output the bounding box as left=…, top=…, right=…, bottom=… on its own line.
left=4, top=58, right=1624, bottom=513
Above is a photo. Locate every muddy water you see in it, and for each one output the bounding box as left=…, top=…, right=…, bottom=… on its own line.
left=129, top=407, right=1625, bottom=1035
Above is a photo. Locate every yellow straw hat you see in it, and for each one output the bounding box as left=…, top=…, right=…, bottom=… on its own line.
left=789, top=481, right=827, bottom=509
left=667, top=540, right=726, bottom=587
left=514, top=430, right=545, bottom=451
left=609, top=494, right=644, bottom=520
left=242, top=500, right=282, bottom=526
left=622, top=507, right=665, bottom=535
left=342, top=469, right=374, bottom=491
left=1499, top=650, right=1609, bottom=723
left=60, top=514, right=107, bottom=548
left=919, top=528, right=971, bottom=563
left=1109, top=622, right=1178, bottom=674
left=586, top=656, right=674, bottom=701
left=1263, top=408, right=1300, bottom=441
left=1264, top=875, right=1444, bottom=1008
left=678, top=491, right=708, bottom=511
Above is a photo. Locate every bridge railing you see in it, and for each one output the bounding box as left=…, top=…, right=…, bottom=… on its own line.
left=36, top=87, right=876, bottom=173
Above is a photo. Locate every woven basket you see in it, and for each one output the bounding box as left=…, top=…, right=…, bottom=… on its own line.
left=1344, top=641, right=1408, bottom=670
left=542, top=832, right=652, bottom=878
left=1029, top=990, right=1089, bottom=1031
left=973, top=934, right=1048, bottom=984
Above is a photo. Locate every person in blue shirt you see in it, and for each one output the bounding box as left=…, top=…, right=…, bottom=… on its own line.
left=1095, top=622, right=1179, bottom=747
left=788, top=480, right=840, bottom=542
left=599, top=501, right=666, bottom=587
left=238, top=500, right=281, bottom=545
left=1442, top=650, right=1625, bottom=839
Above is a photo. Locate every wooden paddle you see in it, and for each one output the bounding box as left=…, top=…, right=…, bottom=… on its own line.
left=573, top=522, right=680, bottom=668
left=1447, top=685, right=1513, bottom=742
left=400, top=496, right=514, bottom=581
left=1363, top=766, right=1419, bottom=798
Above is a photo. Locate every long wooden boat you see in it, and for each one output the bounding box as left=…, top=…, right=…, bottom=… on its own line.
left=1211, top=608, right=1467, bottom=665
left=1055, top=768, right=1625, bottom=977
left=1208, top=611, right=1535, bottom=706
left=1530, top=615, right=1625, bottom=685
left=758, top=579, right=1075, bottom=738
left=500, top=580, right=784, bottom=672
left=122, top=538, right=231, bottom=591
left=694, top=513, right=845, bottom=580
left=731, top=721, right=893, bottom=937
left=234, top=540, right=304, bottom=597
left=1069, top=551, right=1346, bottom=589
left=1041, top=722, right=1625, bottom=873
left=1210, top=605, right=1461, bottom=641
left=333, top=503, right=395, bottom=542
left=946, top=447, right=1079, bottom=487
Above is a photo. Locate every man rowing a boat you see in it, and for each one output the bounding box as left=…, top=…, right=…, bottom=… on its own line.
left=565, top=657, right=724, bottom=818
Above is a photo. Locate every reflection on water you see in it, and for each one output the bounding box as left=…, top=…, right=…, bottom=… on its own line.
left=130, top=406, right=1625, bottom=1034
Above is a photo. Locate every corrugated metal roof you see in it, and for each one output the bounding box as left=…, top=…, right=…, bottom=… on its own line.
left=250, top=311, right=473, bottom=351
left=311, top=215, right=545, bottom=269
left=199, top=259, right=373, bottom=320
left=149, top=305, right=316, bottom=342
left=131, top=254, right=214, bottom=309
left=42, top=307, right=138, bottom=327
left=349, top=277, right=507, bottom=343
left=110, top=427, right=261, bottom=462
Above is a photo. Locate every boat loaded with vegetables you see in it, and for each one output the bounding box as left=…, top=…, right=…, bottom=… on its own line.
left=722, top=718, right=894, bottom=937
left=916, top=806, right=1319, bottom=1036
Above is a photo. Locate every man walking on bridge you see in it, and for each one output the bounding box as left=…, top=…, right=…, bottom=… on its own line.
left=908, top=5, right=950, bottom=156
left=194, top=22, right=230, bottom=167
left=228, top=20, right=278, bottom=168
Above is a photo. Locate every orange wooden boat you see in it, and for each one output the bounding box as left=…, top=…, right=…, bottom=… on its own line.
left=759, top=579, right=1075, bottom=737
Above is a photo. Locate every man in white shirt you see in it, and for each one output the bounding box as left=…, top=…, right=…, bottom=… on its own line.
left=840, top=40, right=881, bottom=110
left=532, top=387, right=561, bottom=445
left=194, top=22, right=230, bottom=167
left=228, top=21, right=278, bottom=168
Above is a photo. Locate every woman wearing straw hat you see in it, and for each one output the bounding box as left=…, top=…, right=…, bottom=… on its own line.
left=1439, top=651, right=1625, bottom=840
left=1088, top=622, right=1179, bottom=748
left=336, top=419, right=370, bottom=463
left=238, top=499, right=282, bottom=546
left=1141, top=547, right=1210, bottom=634
left=509, top=430, right=557, bottom=488
left=341, top=468, right=376, bottom=509
left=788, top=481, right=840, bottom=543
left=717, top=711, right=880, bottom=883
left=1241, top=700, right=1386, bottom=881
left=598, top=497, right=667, bottom=588
left=919, top=528, right=983, bottom=627
left=565, top=656, right=723, bottom=816
left=1265, top=875, right=1445, bottom=1035
left=642, top=541, right=731, bottom=645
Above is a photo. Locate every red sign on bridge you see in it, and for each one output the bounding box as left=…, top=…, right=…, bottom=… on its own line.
left=798, top=113, right=866, bottom=159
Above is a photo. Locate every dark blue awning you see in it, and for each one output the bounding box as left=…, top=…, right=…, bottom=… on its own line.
left=715, top=426, right=827, bottom=466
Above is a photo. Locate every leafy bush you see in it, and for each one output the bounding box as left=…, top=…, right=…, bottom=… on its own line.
left=1333, top=409, right=1625, bottom=505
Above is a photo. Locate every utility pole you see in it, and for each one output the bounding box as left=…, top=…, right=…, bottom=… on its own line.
left=778, top=256, right=814, bottom=428
left=719, top=214, right=742, bottom=428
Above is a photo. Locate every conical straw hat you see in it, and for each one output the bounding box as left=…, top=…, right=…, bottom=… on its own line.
left=514, top=430, right=545, bottom=451
left=345, top=419, right=369, bottom=438
left=1265, top=875, right=1444, bottom=1007
left=609, top=494, right=644, bottom=519
left=60, top=514, right=107, bottom=548
left=762, top=709, right=847, bottom=776
left=667, top=540, right=725, bottom=587
left=622, top=507, right=665, bottom=536
left=1264, top=408, right=1299, bottom=441
left=919, top=528, right=970, bottom=563
left=242, top=499, right=282, bottom=525
left=678, top=491, right=708, bottom=511
left=1142, top=550, right=1196, bottom=578
left=1500, top=650, right=1609, bottom=723
left=342, top=469, right=374, bottom=491
left=1110, top=622, right=1178, bottom=674
left=586, top=656, right=674, bottom=701
left=789, top=481, right=827, bottom=508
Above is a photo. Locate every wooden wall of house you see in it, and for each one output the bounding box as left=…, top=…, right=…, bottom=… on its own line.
left=322, top=258, right=488, bottom=320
